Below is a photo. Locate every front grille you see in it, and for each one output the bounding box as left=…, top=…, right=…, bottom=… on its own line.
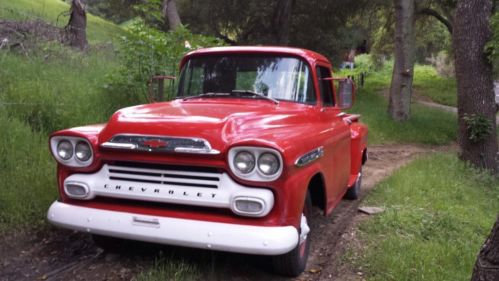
left=107, top=162, right=222, bottom=189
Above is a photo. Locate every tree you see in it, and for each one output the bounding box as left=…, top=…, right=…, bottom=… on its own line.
left=416, top=0, right=455, bottom=34
left=163, top=0, right=182, bottom=31
left=178, top=0, right=367, bottom=60
left=452, top=0, right=498, bottom=174
left=65, top=0, right=88, bottom=50
left=86, top=0, right=142, bottom=24
left=388, top=0, right=415, bottom=121
left=272, top=0, right=294, bottom=45
left=471, top=216, right=499, bottom=281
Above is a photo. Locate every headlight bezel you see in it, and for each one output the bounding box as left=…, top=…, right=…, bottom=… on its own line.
left=228, top=146, right=283, bottom=181
left=50, top=136, right=94, bottom=167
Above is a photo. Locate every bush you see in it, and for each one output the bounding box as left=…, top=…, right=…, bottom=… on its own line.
left=102, top=22, right=224, bottom=113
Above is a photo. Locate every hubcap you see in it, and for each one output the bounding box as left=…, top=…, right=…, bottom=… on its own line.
left=299, top=213, right=310, bottom=256
left=299, top=213, right=310, bottom=244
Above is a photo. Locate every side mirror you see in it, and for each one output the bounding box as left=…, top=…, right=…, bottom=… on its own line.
left=147, top=75, right=176, bottom=103
left=336, top=78, right=355, bottom=109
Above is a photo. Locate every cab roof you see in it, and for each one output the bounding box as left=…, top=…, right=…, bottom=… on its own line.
left=180, top=46, right=332, bottom=69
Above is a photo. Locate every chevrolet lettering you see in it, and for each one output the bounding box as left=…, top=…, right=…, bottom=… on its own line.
left=47, top=46, right=368, bottom=277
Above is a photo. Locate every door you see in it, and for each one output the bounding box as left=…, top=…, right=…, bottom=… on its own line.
left=316, top=66, right=351, bottom=210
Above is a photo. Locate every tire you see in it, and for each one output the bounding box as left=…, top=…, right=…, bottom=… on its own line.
left=92, top=234, right=126, bottom=252
left=272, top=191, right=312, bottom=277
left=344, top=166, right=362, bottom=200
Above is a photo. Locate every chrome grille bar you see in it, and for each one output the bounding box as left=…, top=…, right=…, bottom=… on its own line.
left=107, top=164, right=221, bottom=189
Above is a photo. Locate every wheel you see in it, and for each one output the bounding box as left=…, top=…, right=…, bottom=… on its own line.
left=92, top=234, right=126, bottom=252
left=272, top=191, right=312, bottom=277
left=344, top=166, right=362, bottom=200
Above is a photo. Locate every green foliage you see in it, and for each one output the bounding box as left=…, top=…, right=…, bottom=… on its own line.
left=85, top=0, right=141, bottom=24
left=348, top=61, right=457, bottom=145
left=462, top=113, right=493, bottom=143
left=132, top=0, right=164, bottom=29
left=179, top=0, right=367, bottom=60
left=353, top=153, right=499, bottom=281
left=336, top=54, right=375, bottom=76
left=367, top=2, right=452, bottom=63
left=104, top=21, right=224, bottom=110
left=414, top=16, right=452, bottom=63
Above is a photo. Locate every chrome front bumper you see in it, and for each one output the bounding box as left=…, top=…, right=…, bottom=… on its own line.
left=47, top=201, right=298, bottom=255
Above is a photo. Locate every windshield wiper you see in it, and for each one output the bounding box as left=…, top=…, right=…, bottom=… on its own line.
left=231, top=90, right=279, bottom=105
left=181, top=92, right=230, bottom=101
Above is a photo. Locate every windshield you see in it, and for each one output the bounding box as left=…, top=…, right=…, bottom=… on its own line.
left=177, top=55, right=316, bottom=104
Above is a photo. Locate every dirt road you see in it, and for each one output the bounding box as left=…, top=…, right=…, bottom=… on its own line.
left=0, top=144, right=442, bottom=281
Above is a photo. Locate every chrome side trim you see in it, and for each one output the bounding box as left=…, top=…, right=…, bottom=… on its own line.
left=295, top=146, right=324, bottom=167
left=100, top=134, right=220, bottom=155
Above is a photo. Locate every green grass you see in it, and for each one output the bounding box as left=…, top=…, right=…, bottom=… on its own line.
left=413, top=65, right=457, bottom=107
left=350, top=62, right=457, bottom=145
left=0, top=0, right=124, bottom=230
left=0, top=50, right=121, bottom=229
left=0, top=111, right=57, bottom=230
left=135, top=256, right=200, bottom=281
left=0, top=46, right=120, bottom=133
left=0, top=0, right=125, bottom=43
left=353, top=153, right=499, bottom=281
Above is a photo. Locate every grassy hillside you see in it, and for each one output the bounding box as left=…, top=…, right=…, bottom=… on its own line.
left=0, top=0, right=124, bottom=43
left=0, top=0, right=123, bottom=230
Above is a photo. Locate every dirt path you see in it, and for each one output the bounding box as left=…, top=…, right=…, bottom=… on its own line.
left=0, top=144, right=448, bottom=281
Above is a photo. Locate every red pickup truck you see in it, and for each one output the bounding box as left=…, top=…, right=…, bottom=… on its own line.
left=47, top=46, right=368, bottom=276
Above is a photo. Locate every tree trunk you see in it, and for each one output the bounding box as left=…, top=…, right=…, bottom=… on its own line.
left=471, top=216, right=499, bottom=281
left=388, top=0, right=415, bottom=121
left=65, top=0, right=87, bottom=50
left=273, top=0, right=294, bottom=45
left=453, top=0, right=498, bottom=174
left=163, top=0, right=182, bottom=31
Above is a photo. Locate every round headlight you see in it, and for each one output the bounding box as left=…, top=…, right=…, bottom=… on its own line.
left=75, top=141, right=92, bottom=162
left=258, top=153, right=280, bottom=175
left=233, top=151, right=255, bottom=174
left=57, top=140, right=73, bottom=160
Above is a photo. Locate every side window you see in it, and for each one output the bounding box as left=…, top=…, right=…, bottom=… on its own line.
left=317, top=66, right=334, bottom=106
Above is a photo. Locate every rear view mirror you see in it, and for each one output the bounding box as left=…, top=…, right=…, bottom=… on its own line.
left=336, top=79, right=355, bottom=109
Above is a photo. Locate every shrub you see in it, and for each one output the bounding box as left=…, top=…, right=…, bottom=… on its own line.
left=102, top=22, right=224, bottom=113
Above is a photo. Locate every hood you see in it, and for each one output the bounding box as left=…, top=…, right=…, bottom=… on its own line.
left=98, top=99, right=318, bottom=152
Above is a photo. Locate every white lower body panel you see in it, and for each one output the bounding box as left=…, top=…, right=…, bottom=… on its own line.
left=47, top=201, right=298, bottom=255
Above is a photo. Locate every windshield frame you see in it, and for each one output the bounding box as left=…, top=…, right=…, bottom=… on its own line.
left=176, top=54, right=317, bottom=105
